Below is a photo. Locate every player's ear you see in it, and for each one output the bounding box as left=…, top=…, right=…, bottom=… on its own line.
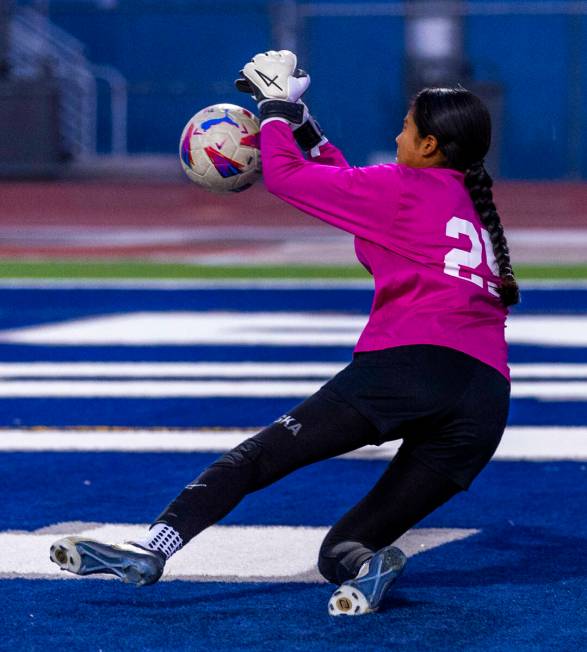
left=421, top=134, right=440, bottom=157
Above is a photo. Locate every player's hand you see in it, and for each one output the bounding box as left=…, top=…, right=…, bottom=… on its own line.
left=236, top=50, right=310, bottom=103
left=235, top=52, right=325, bottom=154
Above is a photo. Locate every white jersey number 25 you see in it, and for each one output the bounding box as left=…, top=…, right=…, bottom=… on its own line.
left=443, top=216, right=499, bottom=297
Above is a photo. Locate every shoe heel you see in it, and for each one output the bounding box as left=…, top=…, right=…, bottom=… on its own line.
left=50, top=537, right=82, bottom=573
left=328, top=585, right=371, bottom=616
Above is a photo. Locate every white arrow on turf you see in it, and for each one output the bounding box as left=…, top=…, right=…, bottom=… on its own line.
left=3, top=523, right=479, bottom=583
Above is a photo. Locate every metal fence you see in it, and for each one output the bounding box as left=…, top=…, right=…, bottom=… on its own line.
left=8, top=5, right=128, bottom=158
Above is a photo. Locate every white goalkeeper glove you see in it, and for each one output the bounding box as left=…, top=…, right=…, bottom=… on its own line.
left=238, top=50, right=310, bottom=103
left=235, top=50, right=327, bottom=154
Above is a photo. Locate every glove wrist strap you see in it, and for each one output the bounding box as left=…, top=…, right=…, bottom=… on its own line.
left=259, top=100, right=305, bottom=125
left=293, top=116, right=325, bottom=151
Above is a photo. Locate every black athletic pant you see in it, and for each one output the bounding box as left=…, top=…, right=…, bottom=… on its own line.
left=156, top=345, right=510, bottom=584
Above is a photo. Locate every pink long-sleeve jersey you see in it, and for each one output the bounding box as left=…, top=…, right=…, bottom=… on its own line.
left=261, top=121, right=510, bottom=381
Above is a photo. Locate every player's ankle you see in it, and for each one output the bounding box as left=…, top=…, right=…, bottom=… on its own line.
left=129, top=522, right=183, bottom=560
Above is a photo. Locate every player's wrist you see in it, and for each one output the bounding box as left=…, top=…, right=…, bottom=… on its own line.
left=293, top=114, right=327, bottom=154
left=260, top=117, right=291, bottom=127
left=258, top=99, right=305, bottom=127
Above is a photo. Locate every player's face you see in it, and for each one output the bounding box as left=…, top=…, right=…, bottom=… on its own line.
left=395, top=111, right=443, bottom=168
left=395, top=112, right=424, bottom=166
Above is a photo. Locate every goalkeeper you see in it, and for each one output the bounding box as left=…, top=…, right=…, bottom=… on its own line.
left=50, top=51, right=517, bottom=616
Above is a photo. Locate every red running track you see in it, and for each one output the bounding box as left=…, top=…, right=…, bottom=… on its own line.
left=0, top=180, right=584, bottom=261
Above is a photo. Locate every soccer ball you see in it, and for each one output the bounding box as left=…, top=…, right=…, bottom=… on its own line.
left=179, top=103, right=261, bottom=193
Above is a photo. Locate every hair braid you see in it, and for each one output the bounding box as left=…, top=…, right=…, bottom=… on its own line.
left=464, top=162, right=520, bottom=307
left=412, top=87, right=521, bottom=307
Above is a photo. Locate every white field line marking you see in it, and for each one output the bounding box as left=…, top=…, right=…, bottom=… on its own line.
left=0, top=379, right=586, bottom=398
left=0, top=380, right=321, bottom=397
left=5, top=523, right=479, bottom=582
left=0, top=362, right=585, bottom=379
left=0, top=429, right=254, bottom=451
left=1, top=427, right=586, bottom=460
left=510, top=364, right=587, bottom=378
left=0, top=360, right=587, bottom=379
left=0, top=225, right=343, bottom=243
left=2, top=312, right=587, bottom=347
left=0, top=279, right=583, bottom=290
left=0, top=362, right=348, bottom=378
left=510, top=382, right=587, bottom=400
left=508, top=229, right=587, bottom=245
left=506, top=316, right=587, bottom=346
left=7, top=225, right=584, bottom=244
left=0, top=312, right=366, bottom=346
left=0, top=279, right=375, bottom=290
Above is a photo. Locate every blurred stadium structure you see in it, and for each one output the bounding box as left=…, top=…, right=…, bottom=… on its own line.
left=1, top=0, right=587, bottom=177
left=1, top=0, right=128, bottom=174
left=0, top=1, right=586, bottom=265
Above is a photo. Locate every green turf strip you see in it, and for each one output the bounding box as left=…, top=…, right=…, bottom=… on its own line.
left=0, top=261, right=585, bottom=280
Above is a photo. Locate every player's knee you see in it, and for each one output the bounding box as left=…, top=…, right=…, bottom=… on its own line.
left=211, top=437, right=274, bottom=490
left=214, top=437, right=264, bottom=468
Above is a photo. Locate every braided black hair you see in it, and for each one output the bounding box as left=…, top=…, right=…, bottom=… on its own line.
left=412, top=87, right=520, bottom=307
left=463, top=161, right=520, bottom=306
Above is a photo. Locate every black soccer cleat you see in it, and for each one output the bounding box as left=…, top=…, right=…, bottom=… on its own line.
left=49, top=536, right=166, bottom=586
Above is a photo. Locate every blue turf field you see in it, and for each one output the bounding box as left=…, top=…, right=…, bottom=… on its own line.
left=1, top=284, right=586, bottom=651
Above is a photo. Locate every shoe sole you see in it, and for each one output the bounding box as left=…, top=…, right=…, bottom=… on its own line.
left=328, top=545, right=407, bottom=616
left=49, top=537, right=163, bottom=586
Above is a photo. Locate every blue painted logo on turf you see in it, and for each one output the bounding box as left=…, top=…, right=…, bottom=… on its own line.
left=201, top=110, right=239, bottom=132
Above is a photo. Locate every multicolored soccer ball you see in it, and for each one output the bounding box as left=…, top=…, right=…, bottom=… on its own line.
left=179, top=103, right=261, bottom=193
